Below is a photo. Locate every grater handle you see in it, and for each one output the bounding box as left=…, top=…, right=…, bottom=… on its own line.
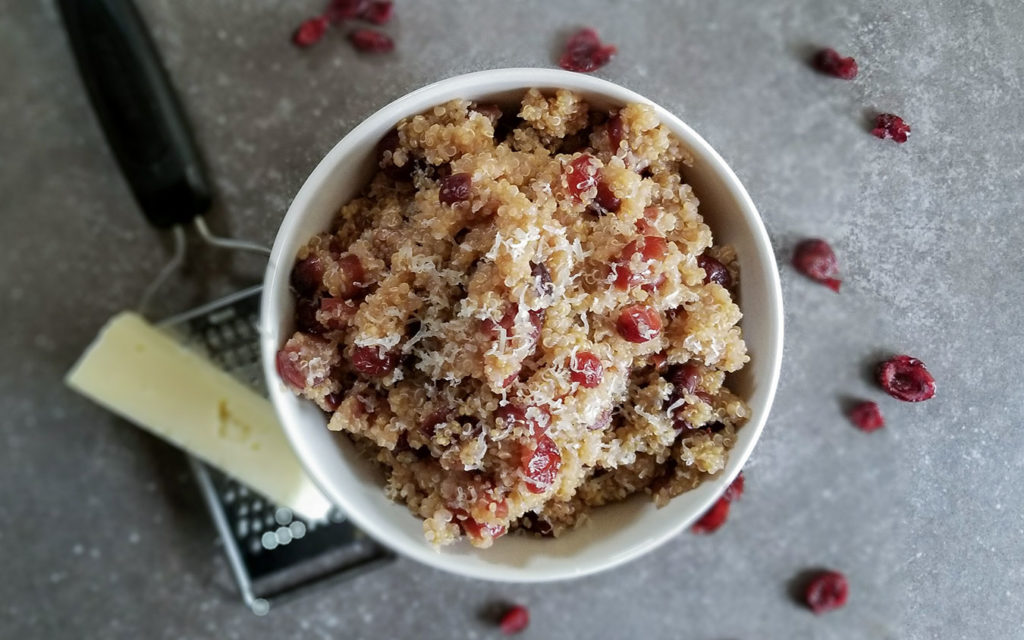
left=58, top=0, right=211, bottom=229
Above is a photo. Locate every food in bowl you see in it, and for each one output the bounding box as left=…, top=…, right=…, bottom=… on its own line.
left=275, top=88, right=750, bottom=548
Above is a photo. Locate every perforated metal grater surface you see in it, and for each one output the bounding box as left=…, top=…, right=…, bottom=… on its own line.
left=160, top=286, right=391, bottom=615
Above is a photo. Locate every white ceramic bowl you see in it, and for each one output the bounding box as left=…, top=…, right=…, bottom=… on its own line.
left=261, top=68, right=783, bottom=583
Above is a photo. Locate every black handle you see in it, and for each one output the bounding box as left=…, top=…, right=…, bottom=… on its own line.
left=58, top=0, right=211, bottom=228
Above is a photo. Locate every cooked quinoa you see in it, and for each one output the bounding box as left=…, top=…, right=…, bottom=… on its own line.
left=276, top=89, right=749, bottom=548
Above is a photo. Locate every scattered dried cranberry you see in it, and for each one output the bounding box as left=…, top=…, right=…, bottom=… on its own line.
left=565, top=154, right=598, bottom=200
left=361, top=1, right=393, bottom=25
left=351, top=345, right=398, bottom=376
left=482, top=305, right=517, bottom=339
left=276, top=347, right=308, bottom=390
left=293, top=16, right=329, bottom=48
left=498, top=604, right=530, bottom=635
left=325, top=0, right=369, bottom=22
left=617, top=304, right=662, bottom=343
left=451, top=509, right=505, bottom=541
left=559, top=28, right=617, bottom=73
left=377, top=128, right=411, bottom=181
left=588, top=180, right=621, bottom=215
left=439, top=172, right=472, bottom=205
left=521, top=434, right=561, bottom=493
left=848, top=401, right=885, bottom=432
left=333, top=253, right=367, bottom=298
left=349, top=28, right=394, bottom=52
left=318, top=297, right=359, bottom=331
left=804, top=570, right=849, bottom=614
left=291, top=256, right=324, bottom=295
left=420, top=407, right=451, bottom=437
left=295, top=298, right=325, bottom=335
left=667, top=362, right=701, bottom=396
left=569, top=351, right=604, bottom=388
left=531, top=262, right=553, bottom=297
left=472, top=103, right=504, bottom=128
left=813, top=48, right=858, bottom=80
left=792, top=239, right=841, bottom=292
left=697, top=254, right=733, bottom=288
left=613, top=236, right=667, bottom=289
left=723, top=472, right=744, bottom=502
left=871, top=113, right=911, bottom=143
left=607, top=113, right=624, bottom=152
left=692, top=497, right=730, bottom=533
left=878, top=355, right=935, bottom=402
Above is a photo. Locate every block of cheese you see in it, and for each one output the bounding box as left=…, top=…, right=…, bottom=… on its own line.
left=66, top=311, right=331, bottom=521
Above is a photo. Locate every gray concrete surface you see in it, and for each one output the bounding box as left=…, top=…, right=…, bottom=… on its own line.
left=2, top=0, right=1023, bottom=638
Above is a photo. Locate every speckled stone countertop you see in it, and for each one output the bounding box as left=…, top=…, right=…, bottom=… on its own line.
left=3, top=1, right=1023, bottom=638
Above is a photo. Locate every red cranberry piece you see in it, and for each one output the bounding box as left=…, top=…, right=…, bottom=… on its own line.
left=877, top=355, right=935, bottom=402
left=333, top=253, right=367, bottom=298
left=558, top=28, right=617, bottom=73
left=349, top=28, right=394, bottom=53
left=723, top=472, right=744, bottom=502
left=420, top=407, right=451, bottom=437
left=813, top=48, right=858, bottom=80
left=697, top=254, right=733, bottom=288
left=587, top=180, right=621, bottom=216
left=323, top=392, right=343, bottom=412
left=667, top=362, right=700, bottom=395
left=692, top=497, right=730, bottom=533
left=496, top=404, right=551, bottom=434
left=849, top=401, right=884, bottom=432
left=350, top=345, right=398, bottom=376
left=499, top=605, right=530, bottom=635
left=804, top=570, right=849, bottom=614
left=275, top=347, right=308, bottom=390
left=293, top=16, right=329, bottom=48
left=613, top=236, right=667, bottom=289
left=617, top=304, right=662, bottom=343
left=566, top=154, right=598, bottom=200
left=569, top=351, right=604, bottom=388
left=451, top=509, right=506, bottom=541
left=792, top=239, right=841, bottom=292
left=361, top=1, right=393, bottom=25
left=521, top=434, right=561, bottom=493
left=377, top=128, right=411, bottom=180
left=439, top=172, right=472, bottom=205
left=481, top=305, right=517, bottom=339
left=472, top=103, right=504, bottom=128
left=872, top=113, right=911, bottom=143
left=291, top=256, right=324, bottom=295
left=607, top=113, right=624, bottom=152
left=326, top=0, right=368, bottom=22
left=318, top=297, right=358, bottom=330
left=500, top=372, right=518, bottom=388
left=295, top=298, right=326, bottom=335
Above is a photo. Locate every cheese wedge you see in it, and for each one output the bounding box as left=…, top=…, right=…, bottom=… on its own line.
left=66, top=311, right=330, bottom=521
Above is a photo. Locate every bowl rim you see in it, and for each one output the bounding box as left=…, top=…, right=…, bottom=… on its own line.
left=261, top=67, right=784, bottom=582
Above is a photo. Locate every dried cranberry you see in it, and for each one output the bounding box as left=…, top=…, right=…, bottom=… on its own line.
left=813, top=48, right=858, bottom=80
left=530, top=262, right=553, bottom=297
left=377, top=128, right=411, bottom=180
left=521, top=435, right=561, bottom=493
left=613, top=236, right=667, bottom=289
left=318, top=297, right=359, bottom=330
left=472, top=103, right=504, bottom=128
left=482, top=305, right=517, bottom=339
left=607, top=113, right=624, bottom=152
left=804, top=570, right=849, bottom=614
left=361, top=1, right=393, bottom=25
left=291, top=256, right=324, bottom=295
left=451, top=509, right=505, bottom=541
left=323, top=392, right=343, bottom=412
left=588, top=180, right=621, bottom=215
left=667, top=362, right=700, bottom=395
left=276, top=347, right=308, bottom=390
left=792, top=239, right=841, bottom=292
left=325, top=0, right=368, bottom=22
left=692, top=497, right=730, bottom=533
left=420, top=407, right=451, bottom=437
left=569, top=351, right=604, bottom=388
left=617, top=304, right=662, bottom=343
left=293, top=16, right=329, bottom=48
left=439, top=172, right=472, bottom=205
left=349, top=28, right=394, bottom=52
left=333, top=253, right=367, bottom=298
left=723, top=472, right=744, bottom=502
left=848, top=401, right=884, bottom=432
left=558, top=28, right=617, bottom=73
left=872, top=113, right=911, bottom=143
left=877, top=355, right=935, bottom=402
left=350, top=345, right=398, bottom=376
left=697, top=254, right=733, bottom=288
left=295, top=298, right=325, bottom=335
left=498, top=605, right=530, bottom=635
left=565, top=154, right=599, bottom=200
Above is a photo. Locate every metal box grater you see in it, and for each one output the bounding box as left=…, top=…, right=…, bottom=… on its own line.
left=160, top=286, right=391, bottom=615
